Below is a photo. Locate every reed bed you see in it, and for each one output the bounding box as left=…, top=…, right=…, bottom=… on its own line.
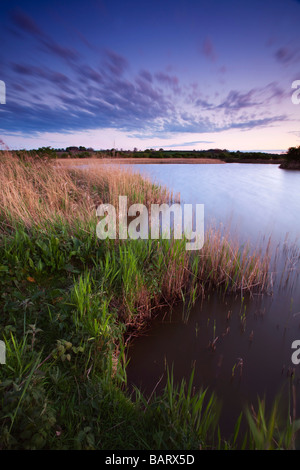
left=0, top=152, right=90, bottom=229
left=196, top=227, right=271, bottom=294
left=0, top=153, right=174, bottom=232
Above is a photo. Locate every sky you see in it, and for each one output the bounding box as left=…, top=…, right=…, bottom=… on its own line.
left=0, top=0, right=300, bottom=152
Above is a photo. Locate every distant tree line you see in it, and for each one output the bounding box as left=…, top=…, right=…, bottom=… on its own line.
left=129, top=148, right=283, bottom=162
left=0, top=146, right=286, bottom=163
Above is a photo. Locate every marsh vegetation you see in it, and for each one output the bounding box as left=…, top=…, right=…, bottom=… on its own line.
left=0, top=153, right=299, bottom=449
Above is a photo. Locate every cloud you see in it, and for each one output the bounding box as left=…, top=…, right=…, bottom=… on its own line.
left=42, top=39, right=80, bottom=61
left=11, top=62, right=73, bottom=97
left=194, top=98, right=213, bottom=109
left=155, top=72, right=181, bottom=94
left=135, top=76, right=165, bottom=103
left=12, top=63, right=71, bottom=84
left=202, top=38, right=217, bottom=62
left=217, top=89, right=260, bottom=110
left=216, top=82, right=286, bottom=112
left=78, top=66, right=103, bottom=84
left=104, top=49, right=129, bottom=76
left=274, top=46, right=299, bottom=64
left=10, top=8, right=80, bottom=63
left=10, top=9, right=44, bottom=38
left=139, top=69, right=153, bottom=83
left=223, top=115, right=287, bottom=131
left=160, top=140, right=214, bottom=148
left=1, top=66, right=288, bottom=139
left=3, top=54, right=177, bottom=135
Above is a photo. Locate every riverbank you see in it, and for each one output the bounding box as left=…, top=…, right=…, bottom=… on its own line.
left=56, top=157, right=225, bottom=165
left=0, top=153, right=298, bottom=450
left=279, top=161, right=300, bottom=170
left=224, top=158, right=285, bottom=164
left=56, top=156, right=285, bottom=167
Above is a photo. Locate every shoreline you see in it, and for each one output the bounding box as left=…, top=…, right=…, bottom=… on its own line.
left=279, top=161, right=300, bottom=170
left=56, top=157, right=226, bottom=165
left=55, top=157, right=285, bottom=166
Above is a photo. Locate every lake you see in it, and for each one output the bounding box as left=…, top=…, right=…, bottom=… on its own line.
left=122, top=163, right=300, bottom=439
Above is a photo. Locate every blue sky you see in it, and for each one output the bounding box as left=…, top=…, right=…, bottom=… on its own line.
left=0, top=0, right=300, bottom=151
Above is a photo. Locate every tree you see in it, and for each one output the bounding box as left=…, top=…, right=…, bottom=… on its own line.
left=36, top=147, right=57, bottom=159
left=286, top=146, right=300, bottom=161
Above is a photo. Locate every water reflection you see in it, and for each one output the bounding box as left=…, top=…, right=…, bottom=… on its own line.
left=124, top=163, right=300, bottom=439
left=130, top=163, right=300, bottom=248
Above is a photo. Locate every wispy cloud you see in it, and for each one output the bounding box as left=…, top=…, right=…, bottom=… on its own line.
left=10, top=9, right=44, bottom=37
left=216, top=82, right=286, bottom=112
left=139, top=69, right=153, bottom=83
left=222, top=115, right=287, bottom=131
left=10, top=8, right=80, bottom=63
left=155, top=72, right=181, bottom=94
left=104, top=49, right=129, bottom=76
left=158, top=140, right=214, bottom=148
left=274, top=45, right=299, bottom=64
left=201, top=37, right=217, bottom=62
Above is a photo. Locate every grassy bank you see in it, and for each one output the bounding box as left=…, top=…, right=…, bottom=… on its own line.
left=1, top=148, right=284, bottom=164
left=0, top=153, right=298, bottom=450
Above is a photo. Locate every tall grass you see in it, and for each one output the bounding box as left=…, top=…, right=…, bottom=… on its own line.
left=196, top=226, right=271, bottom=295
left=133, top=367, right=220, bottom=450
left=0, top=153, right=173, bottom=232
left=244, top=389, right=300, bottom=450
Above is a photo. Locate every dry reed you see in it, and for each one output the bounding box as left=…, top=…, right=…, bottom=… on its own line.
left=197, top=226, right=272, bottom=294
left=0, top=153, right=175, bottom=233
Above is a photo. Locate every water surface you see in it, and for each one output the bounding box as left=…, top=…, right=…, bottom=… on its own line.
left=129, top=163, right=300, bottom=247
left=123, top=163, right=300, bottom=439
